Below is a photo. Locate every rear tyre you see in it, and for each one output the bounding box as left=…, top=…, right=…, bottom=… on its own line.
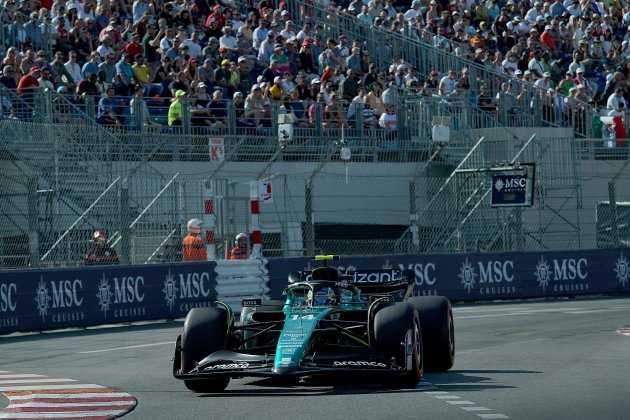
left=181, top=307, right=230, bottom=393
left=373, top=303, right=423, bottom=388
left=408, top=296, right=454, bottom=371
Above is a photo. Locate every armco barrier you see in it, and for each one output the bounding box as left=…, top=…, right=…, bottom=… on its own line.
left=214, top=258, right=270, bottom=313
left=267, top=249, right=630, bottom=301
left=0, top=261, right=217, bottom=335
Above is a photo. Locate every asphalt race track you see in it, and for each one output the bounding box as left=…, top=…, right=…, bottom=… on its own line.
left=1, top=296, right=630, bottom=420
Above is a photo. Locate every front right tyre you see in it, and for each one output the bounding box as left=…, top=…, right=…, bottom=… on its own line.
left=373, top=302, right=423, bottom=388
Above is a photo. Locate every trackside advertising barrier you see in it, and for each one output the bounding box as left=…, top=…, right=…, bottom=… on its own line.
left=0, top=262, right=217, bottom=334
left=267, top=249, right=630, bottom=301
left=2, top=249, right=629, bottom=335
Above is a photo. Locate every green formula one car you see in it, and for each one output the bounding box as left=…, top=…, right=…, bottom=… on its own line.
left=173, top=256, right=454, bottom=393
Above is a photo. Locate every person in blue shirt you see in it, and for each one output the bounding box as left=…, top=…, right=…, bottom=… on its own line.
left=97, top=86, right=122, bottom=126
left=24, top=12, right=43, bottom=50
left=81, top=52, right=100, bottom=80
left=115, top=52, right=135, bottom=95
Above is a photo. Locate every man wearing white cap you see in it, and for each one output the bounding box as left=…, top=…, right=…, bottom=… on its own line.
left=404, top=0, right=423, bottom=24
left=525, top=2, right=543, bottom=24
left=534, top=71, right=552, bottom=91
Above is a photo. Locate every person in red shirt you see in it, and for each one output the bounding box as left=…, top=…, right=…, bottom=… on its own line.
left=16, top=66, right=41, bottom=120
left=229, top=233, right=249, bottom=260
left=183, top=218, right=208, bottom=261
left=17, top=66, right=40, bottom=94
left=124, top=32, right=143, bottom=61
left=540, top=25, right=557, bottom=57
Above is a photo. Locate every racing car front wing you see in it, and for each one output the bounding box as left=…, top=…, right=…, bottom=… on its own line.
left=173, top=349, right=408, bottom=380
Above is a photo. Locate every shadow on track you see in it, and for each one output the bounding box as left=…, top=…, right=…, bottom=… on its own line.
left=195, top=376, right=435, bottom=398
left=423, top=369, right=541, bottom=392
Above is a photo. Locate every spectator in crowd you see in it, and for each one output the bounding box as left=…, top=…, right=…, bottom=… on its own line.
left=607, top=88, right=628, bottom=111
left=84, top=229, right=119, bottom=266
left=133, top=54, right=163, bottom=97
left=64, top=51, right=82, bottom=84
left=379, top=103, right=397, bottom=130
left=208, top=89, right=228, bottom=130
left=130, top=84, right=161, bottom=132
left=323, top=92, right=349, bottom=130
left=82, top=52, right=100, bottom=80
left=38, top=67, right=54, bottom=91
left=0, top=66, right=17, bottom=117
left=97, top=86, right=122, bottom=126
left=438, top=70, right=457, bottom=96
left=339, top=69, right=358, bottom=103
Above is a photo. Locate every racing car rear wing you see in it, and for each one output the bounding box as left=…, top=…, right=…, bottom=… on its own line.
left=289, top=269, right=415, bottom=299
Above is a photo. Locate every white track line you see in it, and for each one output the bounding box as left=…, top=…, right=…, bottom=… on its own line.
left=77, top=341, right=172, bottom=354
left=423, top=380, right=510, bottom=418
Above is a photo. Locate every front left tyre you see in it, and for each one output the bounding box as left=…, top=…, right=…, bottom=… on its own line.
left=181, top=307, right=230, bottom=393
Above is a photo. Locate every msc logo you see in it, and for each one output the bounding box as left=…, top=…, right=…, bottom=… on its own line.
left=534, top=257, right=552, bottom=291
left=459, top=259, right=514, bottom=293
left=553, top=258, right=588, bottom=281
left=458, top=258, right=477, bottom=293
left=533, top=257, right=588, bottom=290
left=113, top=276, right=145, bottom=304
left=33, top=278, right=84, bottom=323
left=50, top=280, right=83, bottom=309
left=494, top=176, right=527, bottom=192
left=1, top=282, right=17, bottom=313
left=614, top=254, right=629, bottom=288
left=162, top=270, right=179, bottom=311
left=96, top=274, right=113, bottom=317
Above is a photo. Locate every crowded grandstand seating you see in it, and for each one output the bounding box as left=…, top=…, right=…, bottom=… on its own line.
left=0, top=0, right=629, bottom=146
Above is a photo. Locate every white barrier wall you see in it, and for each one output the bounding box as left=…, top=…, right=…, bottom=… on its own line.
left=214, top=258, right=270, bottom=314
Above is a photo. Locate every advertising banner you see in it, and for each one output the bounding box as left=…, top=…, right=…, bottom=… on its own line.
left=0, top=261, right=217, bottom=334
left=267, top=249, right=630, bottom=301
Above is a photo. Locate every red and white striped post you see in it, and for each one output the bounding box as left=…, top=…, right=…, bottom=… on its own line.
left=249, top=181, right=262, bottom=258
left=203, top=183, right=216, bottom=260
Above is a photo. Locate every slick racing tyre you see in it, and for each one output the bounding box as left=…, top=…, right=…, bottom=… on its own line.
left=374, top=303, right=423, bottom=388
left=181, top=307, right=230, bottom=393
left=408, top=296, right=454, bottom=372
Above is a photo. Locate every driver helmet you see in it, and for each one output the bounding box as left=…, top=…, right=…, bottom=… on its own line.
left=235, top=232, right=247, bottom=246
left=307, top=287, right=336, bottom=306
left=187, top=218, right=203, bottom=233
left=92, top=229, right=108, bottom=244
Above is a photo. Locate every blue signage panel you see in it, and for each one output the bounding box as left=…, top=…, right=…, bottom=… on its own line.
left=267, top=249, right=630, bottom=302
left=0, top=262, right=216, bottom=335
left=491, top=174, right=532, bottom=207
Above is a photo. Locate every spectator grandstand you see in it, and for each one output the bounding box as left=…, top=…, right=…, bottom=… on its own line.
left=0, top=0, right=628, bottom=141
left=1, top=0, right=630, bottom=267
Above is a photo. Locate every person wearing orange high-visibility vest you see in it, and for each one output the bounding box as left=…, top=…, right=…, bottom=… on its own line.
left=183, top=218, right=208, bottom=261
left=229, top=232, right=249, bottom=260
